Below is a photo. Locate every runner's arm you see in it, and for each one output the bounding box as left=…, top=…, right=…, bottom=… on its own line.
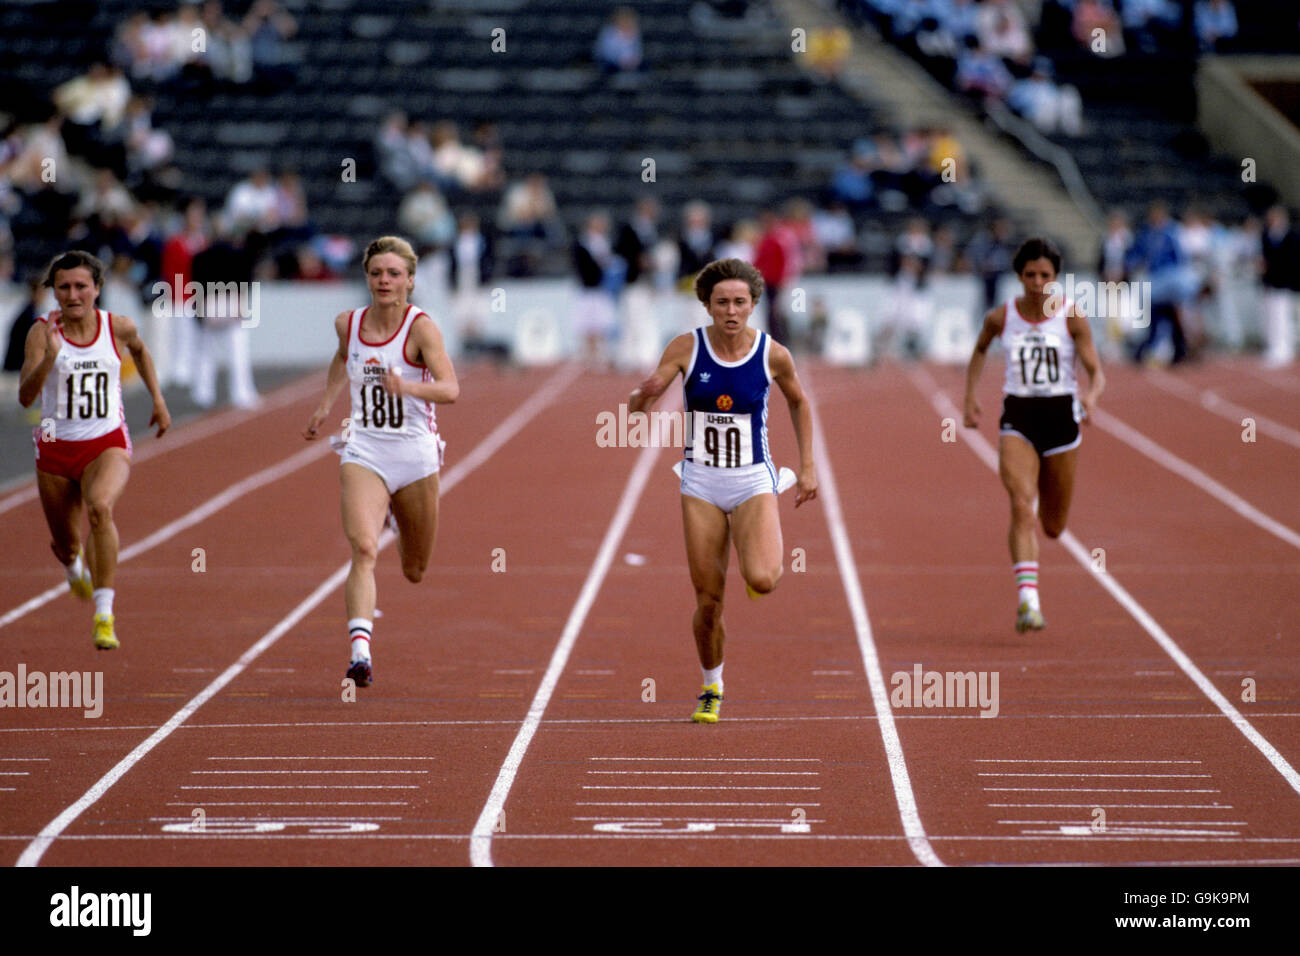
left=629, top=333, right=692, bottom=414
left=770, top=342, right=818, bottom=507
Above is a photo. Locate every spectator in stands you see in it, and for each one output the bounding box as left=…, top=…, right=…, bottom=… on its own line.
left=190, top=217, right=260, bottom=409
left=158, top=197, right=210, bottom=388
left=1122, top=0, right=1184, bottom=54
left=955, top=36, right=1014, bottom=103
left=398, top=182, right=455, bottom=249
left=930, top=223, right=963, bottom=274
left=1072, top=0, right=1125, bottom=57
left=223, top=167, right=279, bottom=234
left=75, top=169, right=135, bottom=224
left=807, top=26, right=853, bottom=79
left=429, top=120, right=500, bottom=193
left=1128, top=200, right=1190, bottom=364
left=244, top=0, right=297, bottom=89
left=830, top=139, right=877, bottom=211
left=942, top=0, right=981, bottom=44
left=1260, top=205, right=1299, bottom=366
left=977, top=0, right=1035, bottom=66
left=966, top=215, right=1017, bottom=311
left=812, top=201, right=863, bottom=273
left=197, top=0, right=254, bottom=89
left=716, top=219, right=760, bottom=263
left=573, top=211, right=621, bottom=365
left=677, top=200, right=718, bottom=279
left=271, top=169, right=313, bottom=246
left=594, top=7, right=643, bottom=74
left=784, top=198, right=826, bottom=275
left=1097, top=209, right=1133, bottom=284
left=499, top=172, right=559, bottom=239
left=7, top=115, right=72, bottom=194
left=614, top=197, right=661, bottom=287
left=375, top=113, right=418, bottom=191
left=753, top=209, right=802, bottom=343
left=1008, top=58, right=1083, bottom=136
left=53, top=62, right=132, bottom=175
left=3, top=276, right=47, bottom=373
left=123, top=96, right=174, bottom=176
left=1194, top=0, right=1238, bottom=53
left=449, top=212, right=501, bottom=358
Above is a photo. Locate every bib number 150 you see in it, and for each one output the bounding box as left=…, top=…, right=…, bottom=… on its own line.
left=65, top=372, right=109, bottom=419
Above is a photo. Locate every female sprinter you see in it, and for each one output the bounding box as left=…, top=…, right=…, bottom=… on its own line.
left=629, top=258, right=817, bottom=723
left=303, top=236, right=458, bottom=687
left=18, top=250, right=171, bottom=649
left=963, top=237, right=1105, bottom=632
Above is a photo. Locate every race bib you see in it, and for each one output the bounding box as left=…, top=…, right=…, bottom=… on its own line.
left=692, top=411, right=753, bottom=467
left=1008, top=329, right=1065, bottom=393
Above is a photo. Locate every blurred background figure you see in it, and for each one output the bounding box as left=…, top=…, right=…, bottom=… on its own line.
left=594, top=7, right=643, bottom=75
left=1260, top=205, right=1299, bottom=367
left=190, top=218, right=260, bottom=409
left=677, top=200, right=717, bottom=282
left=573, top=211, right=620, bottom=366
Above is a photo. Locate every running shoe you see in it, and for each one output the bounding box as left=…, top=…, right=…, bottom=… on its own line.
left=347, top=659, right=373, bottom=687
left=93, top=612, right=119, bottom=650
left=1015, top=602, right=1045, bottom=633
left=691, top=683, right=723, bottom=723
left=68, top=555, right=93, bottom=601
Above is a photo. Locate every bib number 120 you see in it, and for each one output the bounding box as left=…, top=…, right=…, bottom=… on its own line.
left=1018, top=345, right=1059, bottom=386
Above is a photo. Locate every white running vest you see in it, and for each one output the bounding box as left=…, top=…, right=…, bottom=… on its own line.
left=39, top=309, right=125, bottom=441
left=1000, top=299, right=1078, bottom=398
left=345, top=305, right=437, bottom=440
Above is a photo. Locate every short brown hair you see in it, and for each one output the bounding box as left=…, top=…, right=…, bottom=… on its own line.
left=694, top=257, right=764, bottom=305
left=362, top=235, right=417, bottom=276
left=44, top=250, right=106, bottom=289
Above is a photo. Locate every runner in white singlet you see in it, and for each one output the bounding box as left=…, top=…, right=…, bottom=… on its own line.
left=963, top=238, right=1106, bottom=633
left=18, top=251, right=171, bottom=650
left=304, top=236, right=459, bottom=688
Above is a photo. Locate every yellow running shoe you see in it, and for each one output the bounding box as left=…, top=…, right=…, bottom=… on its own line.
left=745, top=583, right=764, bottom=600
left=68, top=555, right=93, bottom=600
left=93, top=613, right=119, bottom=650
left=691, top=683, right=723, bottom=723
left=1015, top=602, right=1045, bottom=633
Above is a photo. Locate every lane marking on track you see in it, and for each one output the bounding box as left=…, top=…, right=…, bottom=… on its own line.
left=589, top=756, right=822, bottom=762
left=189, top=769, right=428, bottom=775
left=808, top=379, right=944, bottom=868
left=974, top=758, right=1202, bottom=763
left=586, top=770, right=818, bottom=776
left=977, top=772, right=1212, bottom=778
left=1147, top=369, right=1300, bottom=450
left=13, top=363, right=582, bottom=868
left=990, top=803, right=1233, bottom=809
left=0, top=442, right=331, bottom=630
left=468, top=409, right=670, bottom=868
left=577, top=801, right=821, bottom=807
left=206, top=755, right=436, bottom=760
left=0, top=374, right=321, bottom=515
left=1090, top=406, right=1300, bottom=550
left=911, top=367, right=1300, bottom=803
left=984, top=788, right=1220, bottom=794
left=164, top=801, right=410, bottom=807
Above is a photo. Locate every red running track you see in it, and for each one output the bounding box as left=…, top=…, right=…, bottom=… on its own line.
left=0, top=358, right=1296, bottom=866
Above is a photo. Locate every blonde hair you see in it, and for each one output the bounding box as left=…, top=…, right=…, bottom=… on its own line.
left=362, top=236, right=418, bottom=277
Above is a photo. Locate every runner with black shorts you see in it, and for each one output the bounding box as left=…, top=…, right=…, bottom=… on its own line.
left=963, top=238, right=1106, bottom=632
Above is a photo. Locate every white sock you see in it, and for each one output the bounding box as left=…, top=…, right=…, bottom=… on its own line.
left=65, top=551, right=85, bottom=582
left=1013, top=561, right=1040, bottom=611
left=702, top=664, right=724, bottom=694
left=93, top=588, right=114, bottom=617
left=348, top=617, right=372, bottom=662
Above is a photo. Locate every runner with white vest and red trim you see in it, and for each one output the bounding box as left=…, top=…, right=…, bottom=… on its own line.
left=18, top=250, right=171, bottom=650
left=963, top=237, right=1106, bottom=633
left=304, top=236, right=458, bottom=688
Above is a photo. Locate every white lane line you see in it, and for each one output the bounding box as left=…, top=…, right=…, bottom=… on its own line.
left=1147, top=369, right=1300, bottom=450
left=977, top=773, right=1212, bottom=778
left=589, top=756, right=823, bottom=762
left=14, top=363, right=581, bottom=868
left=1001, top=819, right=1247, bottom=827
left=586, top=770, right=820, bottom=776
left=989, top=803, right=1234, bottom=809
left=0, top=772, right=30, bottom=777
left=911, top=367, right=1300, bottom=802
left=166, top=801, right=410, bottom=807
left=577, top=801, right=821, bottom=807
left=974, top=758, right=1202, bottom=764
left=0, top=375, right=323, bottom=516
left=984, top=788, right=1220, bottom=794
left=1092, top=406, right=1300, bottom=550
left=0, top=758, right=49, bottom=761
left=468, top=418, right=669, bottom=868
left=808, top=380, right=944, bottom=868
left=581, top=786, right=821, bottom=791
left=189, top=770, right=429, bottom=775
left=177, top=785, right=420, bottom=791
left=0, top=442, right=332, bottom=630
left=206, top=756, right=437, bottom=760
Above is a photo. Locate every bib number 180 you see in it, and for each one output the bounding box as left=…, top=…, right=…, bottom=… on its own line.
left=359, top=383, right=404, bottom=430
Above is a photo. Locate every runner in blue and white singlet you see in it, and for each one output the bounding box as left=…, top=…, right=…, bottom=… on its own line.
left=628, top=257, right=819, bottom=723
